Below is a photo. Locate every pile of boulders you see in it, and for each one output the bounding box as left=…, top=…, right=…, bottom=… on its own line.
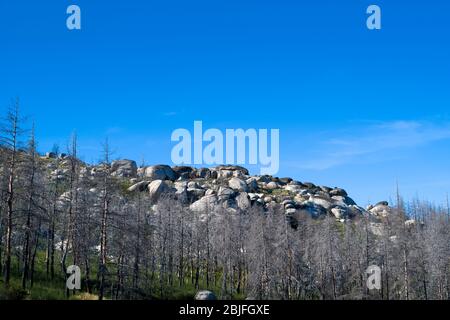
left=122, top=163, right=381, bottom=224
left=42, top=152, right=396, bottom=225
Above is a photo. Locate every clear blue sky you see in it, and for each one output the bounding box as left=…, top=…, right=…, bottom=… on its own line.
left=1, top=0, right=450, bottom=205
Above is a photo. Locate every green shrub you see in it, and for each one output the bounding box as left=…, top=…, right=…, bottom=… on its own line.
left=0, top=285, right=28, bottom=300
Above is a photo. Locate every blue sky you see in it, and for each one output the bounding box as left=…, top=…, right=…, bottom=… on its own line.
left=1, top=0, right=450, bottom=205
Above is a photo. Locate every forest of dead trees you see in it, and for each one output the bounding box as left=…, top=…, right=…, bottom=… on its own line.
left=1, top=100, right=450, bottom=300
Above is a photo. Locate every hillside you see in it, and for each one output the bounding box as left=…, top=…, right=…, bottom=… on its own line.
left=0, top=147, right=448, bottom=300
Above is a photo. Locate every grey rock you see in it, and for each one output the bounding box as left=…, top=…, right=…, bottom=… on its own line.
left=174, top=181, right=188, bottom=192
left=330, top=188, right=348, bottom=197
left=245, top=177, right=259, bottom=192
left=194, top=290, right=217, bottom=300
left=278, top=177, right=293, bottom=185
left=187, top=181, right=200, bottom=189
left=263, top=196, right=273, bottom=203
left=285, top=184, right=302, bottom=193
left=309, top=196, right=332, bottom=209
left=236, top=192, right=251, bottom=210
left=148, top=180, right=174, bottom=202
left=347, top=205, right=365, bottom=217
left=111, top=159, right=137, bottom=178
left=196, top=167, right=211, bottom=178
left=369, top=202, right=391, bottom=217
left=266, top=182, right=279, bottom=190
left=187, top=188, right=206, bottom=199
left=297, top=202, right=327, bottom=218
left=217, top=169, right=233, bottom=178
left=285, top=208, right=297, bottom=215
left=144, top=165, right=177, bottom=181
left=332, top=195, right=356, bottom=207
left=302, top=182, right=317, bottom=189
left=137, top=167, right=146, bottom=178
left=214, top=165, right=249, bottom=175
left=228, top=177, right=249, bottom=192
left=217, top=186, right=235, bottom=202
left=190, top=195, right=218, bottom=213
left=248, top=193, right=259, bottom=201
left=331, top=207, right=347, bottom=219
left=255, top=175, right=273, bottom=183
left=128, top=180, right=151, bottom=192
left=172, top=166, right=194, bottom=177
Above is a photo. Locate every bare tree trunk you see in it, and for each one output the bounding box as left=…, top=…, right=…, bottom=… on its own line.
left=49, top=219, right=56, bottom=280
left=0, top=206, right=3, bottom=271
left=2, top=100, right=21, bottom=287
left=403, top=244, right=409, bottom=300
left=46, top=153, right=59, bottom=280
left=4, top=153, right=14, bottom=287
left=178, top=208, right=184, bottom=288
left=99, top=138, right=111, bottom=300
left=99, top=190, right=108, bottom=300
left=21, top=204, right=32, bottom=289
left=84, top=257, right=91, bottom=293
left=29, top=218, right=41, bottom=288
left=22, top=125, right=39, bottom=289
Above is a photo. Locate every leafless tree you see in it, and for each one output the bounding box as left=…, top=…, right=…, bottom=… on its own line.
left=0, top=98, right=24, bottom=287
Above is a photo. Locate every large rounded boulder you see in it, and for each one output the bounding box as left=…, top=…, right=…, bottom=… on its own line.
left=148, top=180, right=175, bottom=202
left=111, top=159, right=137, bottom=178
left=228, top=177, right=249, bottom=192
left=194, top=290, right=217, bottom=300
left=144, top=165, right=177, bottom=181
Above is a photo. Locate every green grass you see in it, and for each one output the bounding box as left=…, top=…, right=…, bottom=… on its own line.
left=0, top=250, right=244, bottom=300
left=0, top=251, right=68, bottom=300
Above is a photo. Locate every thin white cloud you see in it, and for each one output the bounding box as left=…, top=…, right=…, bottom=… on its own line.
left=297, top=120, right=450, bottom=170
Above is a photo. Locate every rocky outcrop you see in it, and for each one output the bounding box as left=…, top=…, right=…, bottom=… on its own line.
left=123, top=163, right=382, bottom=226
left=111, top=159, right=137, bottom=178
left=151, top=166, right=391, bottom=226
left=41, top=151, right=395, bottom=226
